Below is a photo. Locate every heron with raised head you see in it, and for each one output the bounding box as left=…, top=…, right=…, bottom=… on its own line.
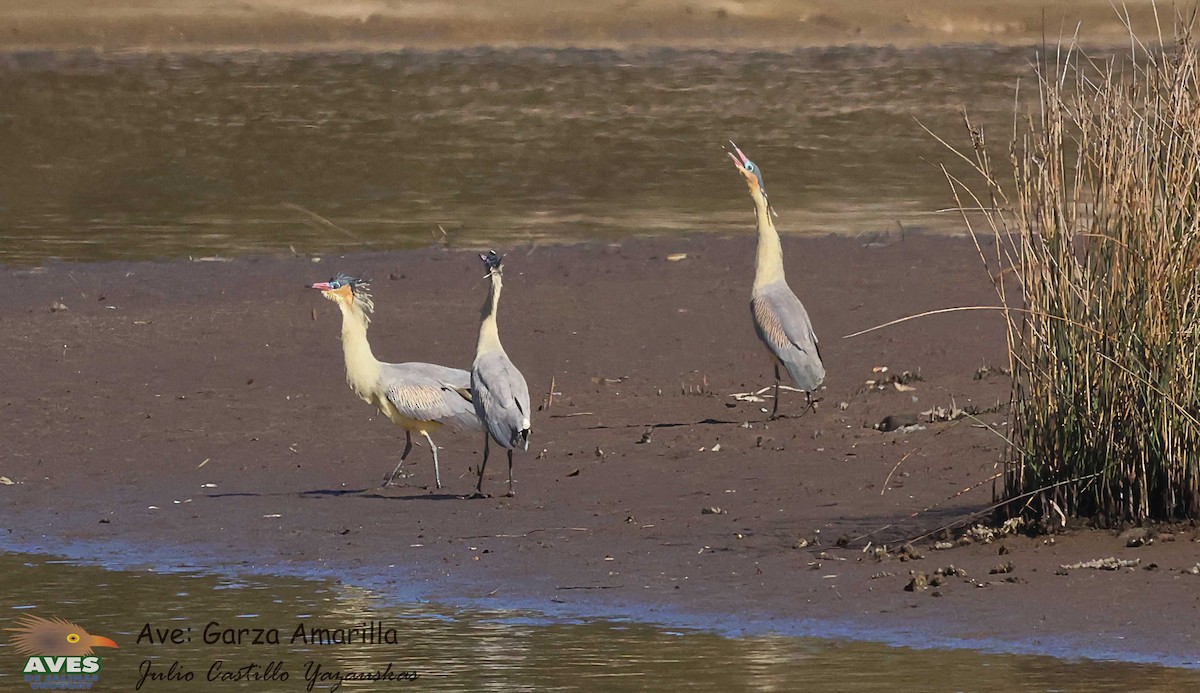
left=469, top=251, right=531, bottom=498
left=309, top=274, right=481, bottom=488
left=726, top=141, right=825, bottom=419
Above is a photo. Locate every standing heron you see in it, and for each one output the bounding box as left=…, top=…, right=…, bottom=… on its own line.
left=726, top=141, right=825, bottom=419
left=309, top=274, right=481, bottom=489
left=469, top=251, right=531, bottom=498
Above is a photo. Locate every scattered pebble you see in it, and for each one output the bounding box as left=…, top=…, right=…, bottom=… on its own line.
left=1120, top=527, right=1155, bottom=547
left=877, top=414, right=918, bottom=432
left=989, top=561, right=1015, bottom=575
left=935, top=565, right=968, bottom=577
left=701, top=507, right=726, bottom=515
left=965, top=517, right=1025, bottom=544
left=932, top=541, right=954, bottom=550
left=904, top=571, right=928, bottom=592
left=1057, top=557, right=1140, bottom=573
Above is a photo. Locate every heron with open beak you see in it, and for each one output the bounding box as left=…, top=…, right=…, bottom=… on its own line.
left=726, top=141, right=825, bottom=419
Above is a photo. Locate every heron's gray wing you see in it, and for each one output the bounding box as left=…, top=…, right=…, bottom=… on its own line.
left=751, top=286, right=825, bottom=391
left=472, top=351, right=532, bottom=448
left=380, top=362, right=481, bottom=430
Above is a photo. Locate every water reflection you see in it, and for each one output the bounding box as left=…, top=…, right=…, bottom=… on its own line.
left=0, top=47, right=1027, bottom=265
left=0, top=552, right=1196, bottom=691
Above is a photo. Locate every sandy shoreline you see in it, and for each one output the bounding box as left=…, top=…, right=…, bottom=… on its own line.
left=0, top=1, right=1172, bottom=50
left=1, top=234, right=1198, bottom=668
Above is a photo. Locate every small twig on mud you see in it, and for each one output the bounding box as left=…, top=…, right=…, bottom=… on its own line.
left=843, top=306, right=1006, bottom=339
left=881, top=452, right=913, bottom=496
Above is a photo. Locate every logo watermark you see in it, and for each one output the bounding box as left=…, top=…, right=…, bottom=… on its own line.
left=7, top=615, right=118, bottom=690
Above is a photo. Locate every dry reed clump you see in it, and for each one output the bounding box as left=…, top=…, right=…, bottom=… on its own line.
left=947, top=28, right=1200, bottom=525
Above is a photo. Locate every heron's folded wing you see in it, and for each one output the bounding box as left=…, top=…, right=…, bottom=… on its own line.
left=752, top=291, right=819, bottom=356
left=381, top=364, right=480, bottom=430
left=472, top=355, right=531, bottom=424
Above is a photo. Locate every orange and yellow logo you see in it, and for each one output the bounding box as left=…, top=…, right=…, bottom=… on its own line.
left=7, top=615, right=118, bottom=689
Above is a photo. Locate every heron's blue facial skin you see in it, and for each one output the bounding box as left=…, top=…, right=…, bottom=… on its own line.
left=327, top=275, right=363, bottom=290
left=743, top=159, right=767, bottom=195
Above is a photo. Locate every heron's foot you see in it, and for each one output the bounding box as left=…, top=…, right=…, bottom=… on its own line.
left=466, top=491, right=492, bottom=500
left=505, top=490, right=515, bottom=498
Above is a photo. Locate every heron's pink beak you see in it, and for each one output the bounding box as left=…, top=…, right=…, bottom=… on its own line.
left=726, top=140, right=749, bottom=168
left=89, top=635, right=118, bottom=650
left=309, top=282, right=334, bottom=291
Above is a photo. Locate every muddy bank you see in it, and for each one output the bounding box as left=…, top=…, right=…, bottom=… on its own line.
left=0, top=1, right=1169, bottom=50
left=1, top=234, right=1198, bottom=666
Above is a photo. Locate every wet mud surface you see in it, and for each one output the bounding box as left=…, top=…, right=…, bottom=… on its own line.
left=2, top=234, right=1198, bottom=665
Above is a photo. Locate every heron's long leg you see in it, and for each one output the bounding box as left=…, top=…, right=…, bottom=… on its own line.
left=506, top=449, right=515, bottom=497
left=771, top=361, right=782, bottom=420
left=383, top=431, right=414, bottom=487
left=421, top=430, right=442, bottom=489
left=474, top=432, right=491, bottom=497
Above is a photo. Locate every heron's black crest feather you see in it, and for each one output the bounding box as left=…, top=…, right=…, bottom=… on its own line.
left=480, top=251, right=504, bottom=273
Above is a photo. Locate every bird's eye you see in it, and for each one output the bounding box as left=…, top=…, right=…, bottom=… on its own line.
left=66, top=633, right=80, bottom=644
left=745, top=163, right=755, bottom=171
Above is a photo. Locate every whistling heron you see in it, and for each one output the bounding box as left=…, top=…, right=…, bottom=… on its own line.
left=469, top=251, right=531, bottom=497
left=726, top=141, right=825, bottom=419
left=310, top=274, right=481, bottom=488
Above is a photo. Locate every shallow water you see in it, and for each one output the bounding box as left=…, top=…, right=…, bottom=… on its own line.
left=0, top=46, right=1029, bottom=265
left=1, top=552, right=1197, bottom=692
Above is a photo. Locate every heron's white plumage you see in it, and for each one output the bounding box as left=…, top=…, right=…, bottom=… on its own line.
left=315, top=277, right=481, bottom=488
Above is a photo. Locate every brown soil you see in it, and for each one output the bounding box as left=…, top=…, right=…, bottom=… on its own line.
left=0, top=1, right=1173, bottom=50
left=2, top=234, right=1198, bottom=665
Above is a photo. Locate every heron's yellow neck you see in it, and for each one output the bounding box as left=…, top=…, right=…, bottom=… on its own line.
left=752, top=188, right=786, bottom=289
left=338, top=301, right=381, bottom=400
left=477, top=273, right=504, bottom=355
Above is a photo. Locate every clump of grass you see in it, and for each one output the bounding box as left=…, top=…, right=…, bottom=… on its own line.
left=947, top=23, right=1200, bottom=525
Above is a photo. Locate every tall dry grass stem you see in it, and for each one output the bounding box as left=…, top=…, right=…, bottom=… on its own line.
left=950, top=21, right=1200, bottom=525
